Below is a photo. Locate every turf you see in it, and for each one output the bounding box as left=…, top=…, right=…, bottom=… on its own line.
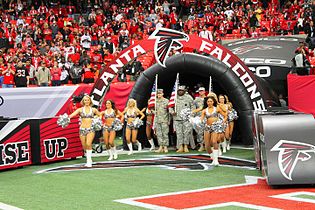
left=0, top=148, right=261, bottom=210
left=212, top=207, right=252, bottom=210
left=295, top=194, right=315, bottom=200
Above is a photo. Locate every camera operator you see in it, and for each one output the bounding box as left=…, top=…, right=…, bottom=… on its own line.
left=305, top=20, right=315, bottom=49
left=292, top=41, right=310, bottom=75
left=131, top=59, right=144, bottom=81
left=117, top=65, right=127, bottom=82
left=124, top=59, right=144, bottom=81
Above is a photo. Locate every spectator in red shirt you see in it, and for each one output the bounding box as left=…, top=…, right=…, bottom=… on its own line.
left=0, top=60, right=4, bottom=87
left=2, top=63, right=15, bottom=88
left=103, top=49, right=114, bottom=65
left=129, top=20, right=139, bottom=36
left=43, top=23, right=53, bottom=45
left=170, top=9, right=178, bottom=29
left=95, top=11, right=105, bottom=27
left=50, top=61, right=62, bottom=86
left=29, top=6, right=38, bottom=17
left=82, top=63, right=95, bottom=84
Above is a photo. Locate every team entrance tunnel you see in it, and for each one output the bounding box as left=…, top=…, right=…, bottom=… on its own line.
left=129, top=53, right=279, bottom=145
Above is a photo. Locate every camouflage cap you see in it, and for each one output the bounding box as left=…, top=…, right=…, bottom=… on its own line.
left=157, top=89, right=163, bottom=93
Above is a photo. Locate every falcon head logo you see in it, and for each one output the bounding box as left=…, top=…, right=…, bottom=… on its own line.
left=231, top=44, right=281, bottom=55
left=149, top=28, right=189, bottom=67
left=271, top=140, right=315, bottom=180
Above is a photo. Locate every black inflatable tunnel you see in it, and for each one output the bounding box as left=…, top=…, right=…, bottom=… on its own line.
left=130, top=53, right=277, bottom=145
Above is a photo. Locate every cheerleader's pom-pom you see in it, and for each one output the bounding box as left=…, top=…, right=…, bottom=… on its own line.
left=133, top=117, right=143, bottom=129
left=57, top=114, right=70, bottom=128
left=190, top=116, right=200, bottom=129
left=92, top=117, right=103, bottom=131
left=113, top=118, right=123, bottom=131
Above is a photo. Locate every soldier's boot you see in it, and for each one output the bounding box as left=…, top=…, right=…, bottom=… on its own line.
left=163, top=146, right=168, bottom=153
left=155, top=146, right=163, bottom=153
left=176, top=145, right=184, bottom=153
left=127, top=143, right=133, bottom=155
left=211, top=150, right=220, bottom=166
left=148, top=139, right=155, bottom=151
left=222, top=139, right=227, bottom=153
left=184, top=144, right=189, bottom=153
left=198, top=144, right=205, bottom=152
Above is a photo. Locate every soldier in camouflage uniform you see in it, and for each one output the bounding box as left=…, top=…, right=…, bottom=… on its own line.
left=154, top=89, right=170, bottom=153
left=193, top=87, right=207, bottom=152
left=169, top=85, right=194, bottom=153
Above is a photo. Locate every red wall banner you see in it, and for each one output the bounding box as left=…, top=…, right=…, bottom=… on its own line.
left=0, top=120, right=32, bottom=170
left=102, top=82, right=135, bottom=111
left=288, top=74, right=315, bottom=116
left=38, top=118, right=83, bottom=164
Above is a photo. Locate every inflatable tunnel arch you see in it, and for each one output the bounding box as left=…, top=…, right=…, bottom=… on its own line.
left=131, top=53, right=271, bottom=145
left=90, top=28, right=279, bottom=144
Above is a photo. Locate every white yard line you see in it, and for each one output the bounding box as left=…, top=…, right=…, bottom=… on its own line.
left=0, top=202, right=23, bottom=210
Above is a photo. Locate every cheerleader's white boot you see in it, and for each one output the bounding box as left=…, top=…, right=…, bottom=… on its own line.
left=137, top=141, right=142, bottom=151
left=107, top=148, right=113, bottom=161
left=112, top=147, right=118, bottom=159
left=218, top=144, right=222, bottom=156
left=210, top=147, right=214, bottom=158
left=148, top=139, right=155, bottom=151
left=127, top=143, right=133, bottom=155
left=222, top=139, right=227, bottom=153
left=227, top=139, right=231, bottom=151
left=211, top=150, right=220, bottom=166
left=85, top=150, right=93, bottom=167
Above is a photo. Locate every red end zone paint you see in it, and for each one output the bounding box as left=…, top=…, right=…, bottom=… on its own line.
left=116, top=176, right=315, bottom=209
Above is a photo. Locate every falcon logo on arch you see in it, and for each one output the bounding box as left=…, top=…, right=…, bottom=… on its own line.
left=149, top=28, right=189, bottom=67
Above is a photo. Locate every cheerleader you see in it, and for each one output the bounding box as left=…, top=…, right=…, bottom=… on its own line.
left=69, top=95, right=101, bottom=167
left=200, top=96, right=226, bottom=166
left=218, top=94, right=229, bottom=154
left=143, top=103, right=155, bottom=151
left=207, top=92, right=218, bottom=102
left=100, top=100, right=123, bottom=160
left=122, top=99, right=145, bottom=155
left=225, top=95, right=238, bottom=150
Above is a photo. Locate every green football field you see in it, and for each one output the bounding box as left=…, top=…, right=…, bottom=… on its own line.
left=0, top=148, right=262, bottom=210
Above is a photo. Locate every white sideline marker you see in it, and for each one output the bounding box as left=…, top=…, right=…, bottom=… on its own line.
left=0, top=202, right=23, bottom=210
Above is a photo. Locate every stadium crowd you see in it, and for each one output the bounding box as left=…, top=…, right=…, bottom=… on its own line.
left=0, top=0, right=314, bottom=88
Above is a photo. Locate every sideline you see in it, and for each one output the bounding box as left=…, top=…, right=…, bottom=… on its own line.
left=0, top=202, right=23, bottom=210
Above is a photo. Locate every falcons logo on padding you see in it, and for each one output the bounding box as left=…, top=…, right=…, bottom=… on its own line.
left=271, top=140, right=315, bottom=180
left=149, top=28, right=189, bottom=67
left=231, top=45, right=281, bottom=55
